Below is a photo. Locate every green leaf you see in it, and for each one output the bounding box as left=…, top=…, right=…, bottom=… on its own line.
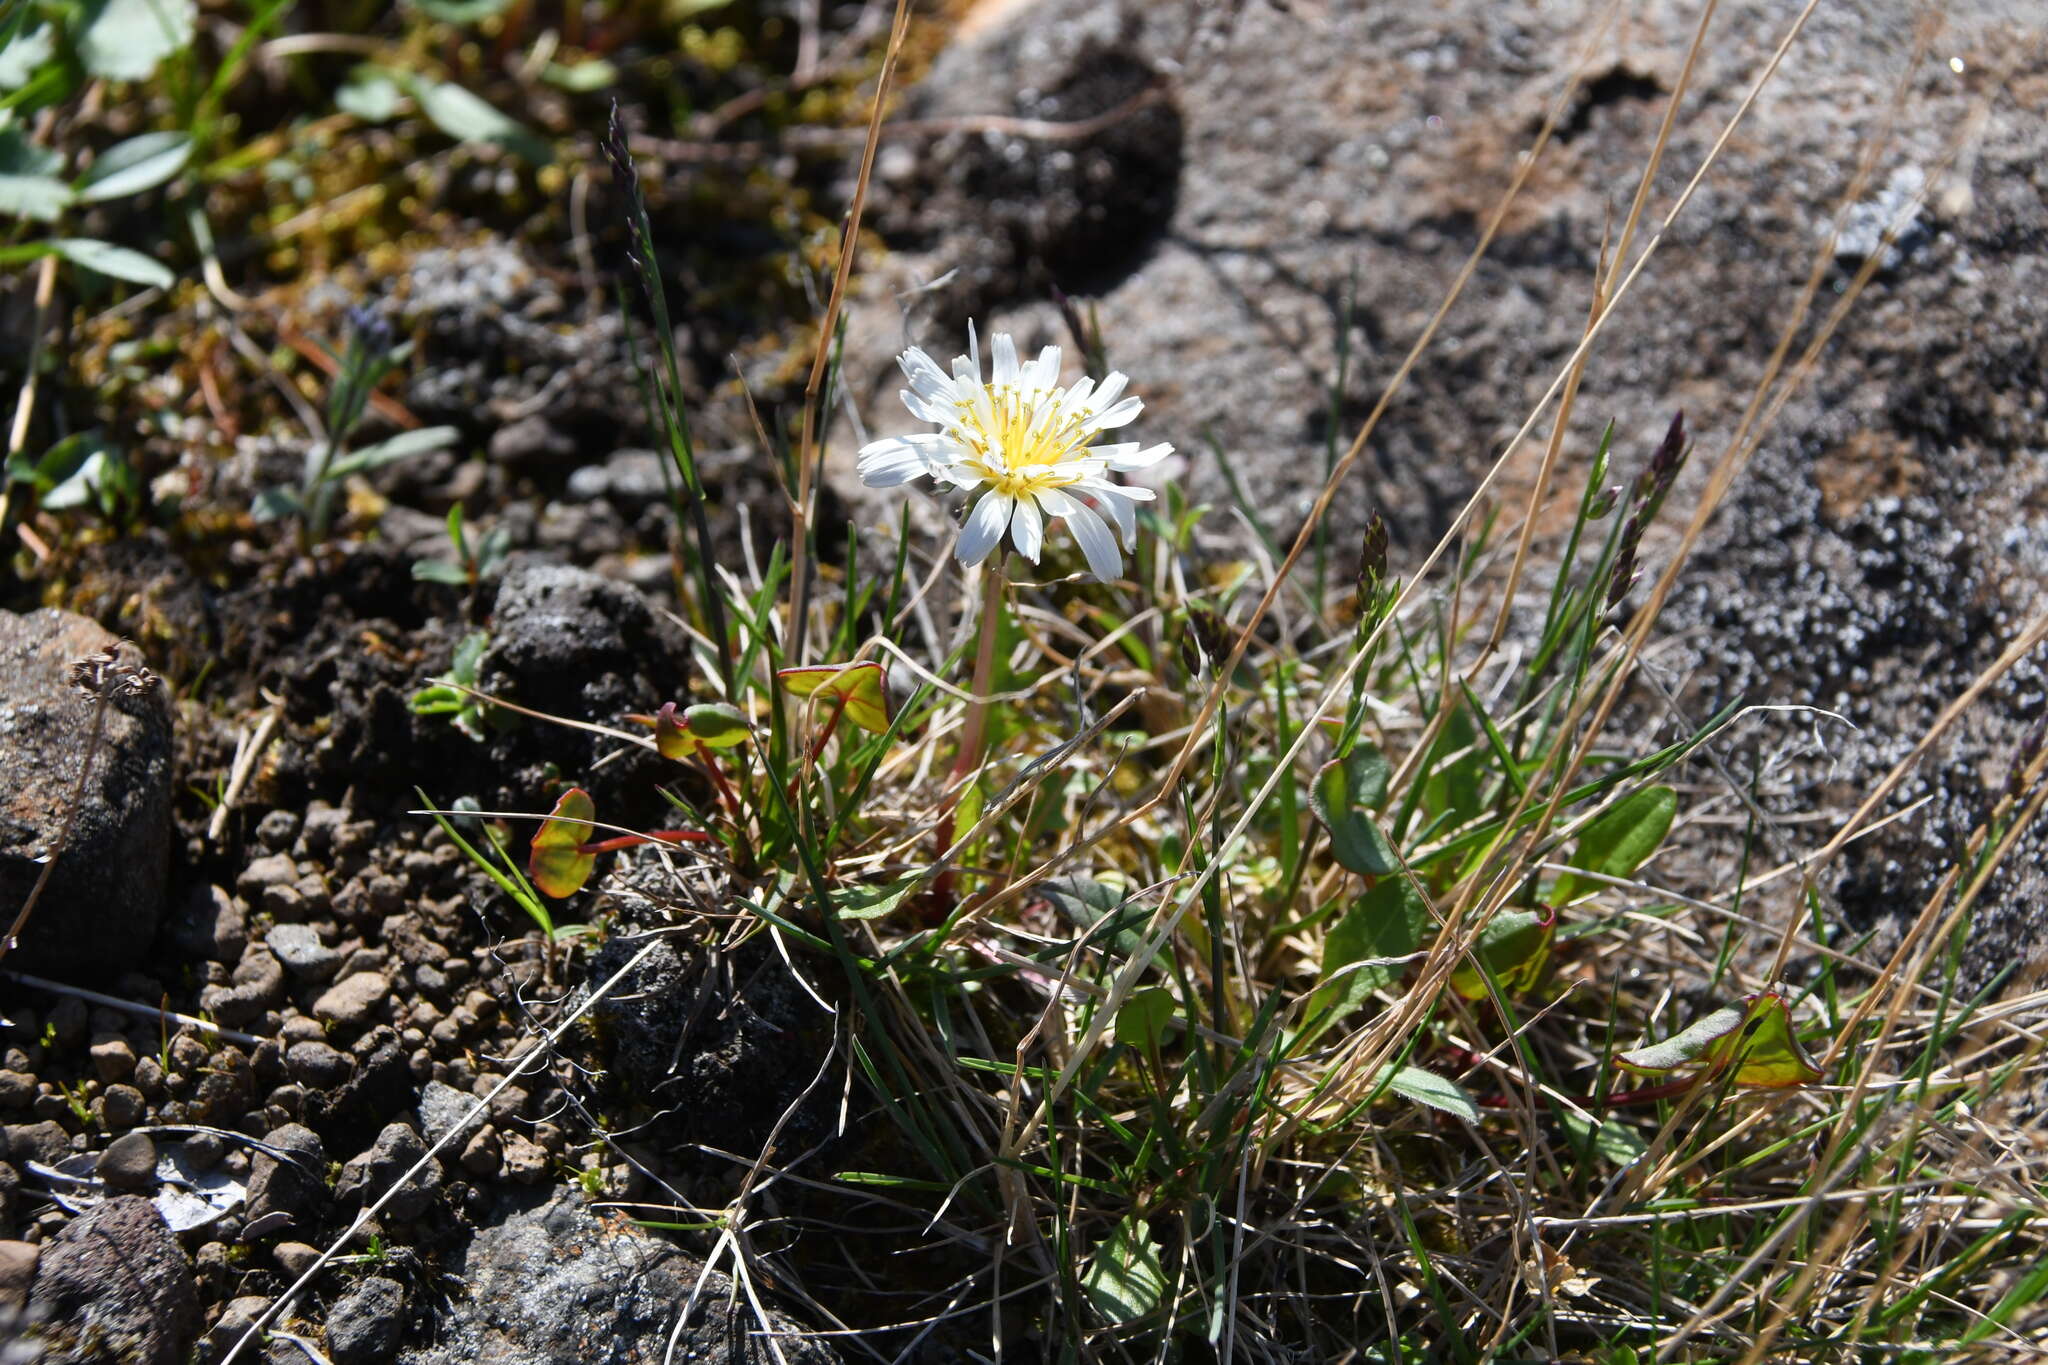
left=540, top=58, right=617, bottom=93
left=0, top=25, right=55, bottom=92
left=251, top=486, right=301, bottom=521
left=528, top=787, right=596, bottom=899
left=1718, top=993, right=1823, bottom=1089
left=1448, top=907, right=1555, bottom=1001
left=1039, top=878, right=1143, bottom=958
left=1553, top=786, right=1678, bottom=907
left=1311, top=743, right=1399, bottom=877
left=1421, top=701, right=1485, bottom=828
left=681, top=702, right=750, bottom=748
left=410, top=78, right=552, bottom=164
left=778, top=661, right=890, bottom=733
left=1303, top=878, right=1432, bottom=1039
left=1560, top=1110, right=1648, bottom=1165
left=448, top=629, right=487, bottom=684
left=1081, top=1215, right=1165, bottom=1325
left=1114, top=986, right=1176, bottom=1054
left=410, top=0, right=513, bottom=22
left=77, top=0, right=197, bottom=82
left=412, top=560, right=469, bottom=584
left=49, top=237, right=173, bottom=287
left=829, top=879, right=916, bottom=922
left=76, top=131, right=189, bottom=202
left=8, top=430, right=97, bottom=494
left=1616, top=1002, right=1750, bottom=1075
left=1380, top=1064, right=1479, bottom=1123
left=41, top=441, right=123, bottom=510
left=324, top=425, right=460, bottom=478
left=336, top=67, right=404, bottom=122
left=0, top=128, right=72, bottom=221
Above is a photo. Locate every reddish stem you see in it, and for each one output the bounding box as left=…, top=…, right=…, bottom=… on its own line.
left=785, top=691, right=851, bottom=805
left=576, top=830, right=712, bottom=855
left=699, top=751, right=741, bottom=822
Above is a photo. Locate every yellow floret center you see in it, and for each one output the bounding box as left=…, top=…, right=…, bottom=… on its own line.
left=954, top=385, right=1093, bottom=499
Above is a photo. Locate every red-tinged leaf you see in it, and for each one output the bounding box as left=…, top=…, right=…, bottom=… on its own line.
left=1448, top=907, right=1555, bottom=1001
left=636, top=702, right=749, bottom=760
left=778, top=661, right=890, bottom=733
left=649, top=702, right=700, bottom=760
left=1615, top=1003, right=1746, bottom=1074
left=529, top=787, right=596, bottom=898
left=1722, top=993, right=1824, bottom=1088
left=1616, top=993, right=1823, bottom=1089
left=681, top=702, right=750, bottom=748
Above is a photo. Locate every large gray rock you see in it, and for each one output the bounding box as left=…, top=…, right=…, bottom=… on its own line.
left=0, top=610, right=173, bottom=978
left=842, top=0, right=2048, bottom=987
left=400, top=1189, right=836, bottom=1365
left=26, top=1195, right=199, bottom=1365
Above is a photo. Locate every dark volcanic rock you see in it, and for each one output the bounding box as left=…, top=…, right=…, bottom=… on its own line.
left=398, top=1189, right=837, bottom=1365
left=305, top=1033, right=418, bottom=1147
left=26, top=1195, right=198, bottom=1365
left=0, top=610, right=173, bottom=979
left=589, top=930, right=835, bottom=1154
left=325, top=1275, right=407, bottom=1365
left=474, top=561, right=695, bottom=814
left=245, top=1123, right=328, bottom=1232
left=335, top=1121, right=440, bottom=1221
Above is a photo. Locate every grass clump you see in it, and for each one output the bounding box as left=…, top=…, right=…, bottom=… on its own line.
left=428, top=25, right=2048, bottom=1356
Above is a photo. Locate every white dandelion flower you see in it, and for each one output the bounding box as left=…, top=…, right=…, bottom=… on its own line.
left=856, top=324, right=1172, bottom=582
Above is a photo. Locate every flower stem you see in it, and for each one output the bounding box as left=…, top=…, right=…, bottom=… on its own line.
left=952, top=560, right=1006, bottom=782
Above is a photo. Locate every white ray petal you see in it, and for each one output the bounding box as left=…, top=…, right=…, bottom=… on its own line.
left=1088, top=371, right=1128, bottom=414
left=991, top=332, right=1019, bottom=387
left=1010, top=495, right=1044, bottom=562
left=957, top=491, right=1013, bottom=566
left=1062, top=501, right=1123, bottom=581
left=1104, top=441, right=1173, bottom=471
left=1089, top=395, right=1144, bottom=431
left=1025, top=344, right=1062, bottom=392
left=857, top=437, right=942, bottom=487
left=898, top=347, right=952, bottom=402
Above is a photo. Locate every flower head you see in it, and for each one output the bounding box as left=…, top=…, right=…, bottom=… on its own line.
left=857, top=325, right=1172, bottom=582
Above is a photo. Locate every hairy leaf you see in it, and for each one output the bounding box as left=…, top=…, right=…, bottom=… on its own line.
left=1381, top=1065, right=1479, bottom=1123
left=77, top=0, right=196, bottom=81
left=1553, top=786, right=1678, bottom=907
left=1081, top=1215, right=1165, bottom=1325
left=50, top=237, right=173, bottom=287
left=1303, top=878, right=1432, bottom=1037
left=1311, top=743, right=1398, bottom=877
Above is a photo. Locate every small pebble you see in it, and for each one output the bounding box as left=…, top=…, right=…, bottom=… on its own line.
left=286, top=1040, right=353, bottom=1089
left=95, top=1130, right=157, bottom=1191
left=500, top=1132, right=548, bottom=1185
left=0, top=1072, right=33, bottom=1111
left=255, top=809, right=301, bottom=851
left=98, top=1083, right=145, bottom=1129
left=459, top=1127, right=501, bottom=1178
left=313, top=972, right=391, bottom=1031
left=238, top=852, right=299, bottom=896
left=88, top=1037, right=137, bottom=1085
left=0, top=1238, right=38, bottom=1312
left=274, top=1239, right=322, bottom=1278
